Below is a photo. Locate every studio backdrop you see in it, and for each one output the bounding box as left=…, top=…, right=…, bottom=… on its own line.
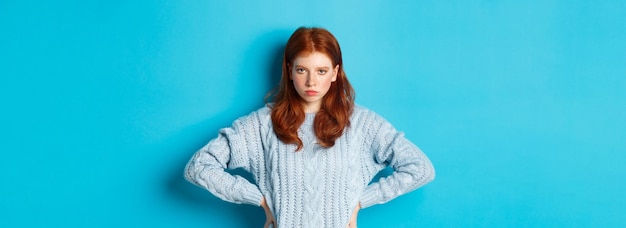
left=1, top=1, right=625, bottom=227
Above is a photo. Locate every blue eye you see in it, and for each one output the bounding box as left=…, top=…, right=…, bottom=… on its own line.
left=296, top=68, right=306, bottom=73
left=318, top=70, right=327, bottom=74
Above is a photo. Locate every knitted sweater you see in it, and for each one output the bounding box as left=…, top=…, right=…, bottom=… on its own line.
left=184, top=105, right=435, bottom=227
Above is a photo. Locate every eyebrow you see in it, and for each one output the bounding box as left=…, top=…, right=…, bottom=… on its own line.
left=294, top=65, right=331, bottom=70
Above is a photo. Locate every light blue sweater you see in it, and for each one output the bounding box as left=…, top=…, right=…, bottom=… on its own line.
left=184, top=105, right=435, bottom=227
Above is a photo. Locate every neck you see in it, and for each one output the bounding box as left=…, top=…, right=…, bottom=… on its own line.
left=303, top=103, right=320, bottom=113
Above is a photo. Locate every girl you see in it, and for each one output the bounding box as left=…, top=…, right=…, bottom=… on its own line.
left=185, top=27, right=435, bottom=228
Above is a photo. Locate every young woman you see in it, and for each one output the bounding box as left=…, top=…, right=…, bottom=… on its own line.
left=185, top=27, right=435, bottom=228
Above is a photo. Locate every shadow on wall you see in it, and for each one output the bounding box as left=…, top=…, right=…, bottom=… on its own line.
left=165, top=29, right=290, bottom=227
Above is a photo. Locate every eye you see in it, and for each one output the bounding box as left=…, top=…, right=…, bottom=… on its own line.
left=318, top=69, right=327, bottom=74
left=296, top=68, right=306, bottom=73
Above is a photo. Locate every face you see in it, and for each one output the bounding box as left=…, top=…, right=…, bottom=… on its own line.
left=290, top=52, right=339, bottom=113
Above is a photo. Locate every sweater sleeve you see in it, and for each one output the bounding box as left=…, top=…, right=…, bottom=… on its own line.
left=359, top=112, right=435, bottom=208
left=184, top=111, right=265, bottom=206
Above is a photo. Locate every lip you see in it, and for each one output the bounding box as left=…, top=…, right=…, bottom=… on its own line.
left=305, top=90, right=318, bottom=96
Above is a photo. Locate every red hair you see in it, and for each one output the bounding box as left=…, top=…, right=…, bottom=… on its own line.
left=267, top=27, right=355, bottom=151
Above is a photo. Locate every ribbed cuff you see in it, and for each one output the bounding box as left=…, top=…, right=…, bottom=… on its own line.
left=241, top=187, right=264, bottom=206
left=359, top=187, right=380, bottom=209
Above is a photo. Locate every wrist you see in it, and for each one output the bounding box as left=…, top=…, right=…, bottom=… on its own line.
left=260, top=197, right=271, bottom=211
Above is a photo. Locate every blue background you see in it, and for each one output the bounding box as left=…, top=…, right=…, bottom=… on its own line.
left=1, top=1, right=625, bottom=227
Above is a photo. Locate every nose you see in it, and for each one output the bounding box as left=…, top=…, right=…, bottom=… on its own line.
left=305, top=74, right=316, bottom=87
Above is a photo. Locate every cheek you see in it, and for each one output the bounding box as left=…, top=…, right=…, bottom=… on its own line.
left=323, top=77, right=334, bottom=86
left=292, top=77, right=304, bottom=88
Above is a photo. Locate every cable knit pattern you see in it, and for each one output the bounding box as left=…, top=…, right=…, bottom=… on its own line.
left=185, top=105, right=435, bottom=228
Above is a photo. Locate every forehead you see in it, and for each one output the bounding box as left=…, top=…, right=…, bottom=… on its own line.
left=293, top=52, right=333, bottom=67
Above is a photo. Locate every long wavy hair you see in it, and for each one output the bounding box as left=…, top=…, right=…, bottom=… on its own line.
left=266, top=27, right=355, bottom=151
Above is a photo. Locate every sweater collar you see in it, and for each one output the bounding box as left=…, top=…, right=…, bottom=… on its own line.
left=303, top=112, right=315, bottom=126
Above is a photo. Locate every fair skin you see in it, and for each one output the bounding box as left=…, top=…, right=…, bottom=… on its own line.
left=290, top=51, right=339, bottom=113
left=260, top=198, right=276, bottom=228
left=261, top=51, right=361, bottom=227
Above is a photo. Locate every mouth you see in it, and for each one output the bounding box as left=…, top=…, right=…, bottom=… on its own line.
left=305, top=90, right=318, bottom=96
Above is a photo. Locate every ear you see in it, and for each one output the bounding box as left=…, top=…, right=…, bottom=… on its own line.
left=331, top=65, right=339, bottom=82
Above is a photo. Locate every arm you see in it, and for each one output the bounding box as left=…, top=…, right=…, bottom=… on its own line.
left=260, top=197, right=276, bottom=228
left=347, top=203, right=361, bottom=228
left=184, top=113, right=264, bottom=206
left=359, top=113, right=435, bottom=208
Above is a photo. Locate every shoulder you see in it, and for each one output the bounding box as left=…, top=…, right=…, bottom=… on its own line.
left=349, top=105, right=397, bottom=136
left=351, top=104, right=388, bottom=124
left=250, top=105, right=272, bottom=118
left=352, top=104, right=372, bottom=116
left=231, top=105, right=272, bottom=129
left=351, top=105, right=404, bottom=150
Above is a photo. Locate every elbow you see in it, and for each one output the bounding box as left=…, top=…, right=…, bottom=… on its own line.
left=426, top=165, right=436, bottom=183
left=423, top=159, right=436, bottom=183
left=412, top=161, right=435, bottom=186
left=399, top=161, right=436, bottom=189
left=183, top=160, right=198, bottom=184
